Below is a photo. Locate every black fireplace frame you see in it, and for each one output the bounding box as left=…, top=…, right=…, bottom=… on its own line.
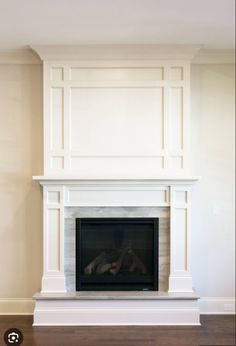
left=75, top=217, right=159, bottom=291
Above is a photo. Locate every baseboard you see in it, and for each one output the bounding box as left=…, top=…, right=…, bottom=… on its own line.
left=199, top=297, right=235, bottom=314
left=0, top=297, right=235, bottom=315
left=0, top=299, right=34, bottom=315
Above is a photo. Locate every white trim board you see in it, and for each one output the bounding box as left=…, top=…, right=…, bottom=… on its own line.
left=31, top=44, right=201, bottom=61
left=0, top=47, right=234, bottom=65
left=0, top=297, right=235, bottom=315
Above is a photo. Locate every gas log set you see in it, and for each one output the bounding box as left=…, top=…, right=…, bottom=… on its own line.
left=84, top=245, right=147, bottom=276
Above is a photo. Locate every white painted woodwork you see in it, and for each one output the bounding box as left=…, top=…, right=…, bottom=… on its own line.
left=33, top=295, right=200, bottom=326
left=32, top=46, right=202, bottom=325
left=33, top=45, right=200, bottom=61
left=42, top=186, right=66, bottom=292
left=1, top=47, right=235, bottom=65
left=42, top=58, right=190, bottom=177
left=169, top=186, right=193, bottom=292
left=34, top=178, right=199, bottom=295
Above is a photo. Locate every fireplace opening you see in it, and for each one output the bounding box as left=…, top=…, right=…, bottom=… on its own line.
left=76, top=218, right=159, bottom=291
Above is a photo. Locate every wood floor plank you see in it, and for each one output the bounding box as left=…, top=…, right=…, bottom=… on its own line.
left=0, top=315, right=235, bottom=346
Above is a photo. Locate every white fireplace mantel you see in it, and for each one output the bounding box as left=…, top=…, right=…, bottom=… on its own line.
left=33, top=176, right=200, bottom=325
left=32, top=45, right=202, bottom=325
left=33, top=175, right=200, bottom=292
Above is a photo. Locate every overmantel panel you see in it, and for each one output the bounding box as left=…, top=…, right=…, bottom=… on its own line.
left=43, top=59, right=191, bottom=177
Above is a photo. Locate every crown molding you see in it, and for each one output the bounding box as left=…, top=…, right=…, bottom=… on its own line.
left=31, top=44, right=202, bottom=61
left=193, top=49, right=235, bottom=64
left=0, top=48, right=41, bottom=65
left=0, top=46, right=234, bottom=65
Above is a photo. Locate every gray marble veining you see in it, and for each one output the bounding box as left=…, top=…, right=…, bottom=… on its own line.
left=64, top=207, right=170, bottom=292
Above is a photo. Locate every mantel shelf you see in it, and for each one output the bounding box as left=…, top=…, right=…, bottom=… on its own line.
left=33, top=175, right=201, bottom=185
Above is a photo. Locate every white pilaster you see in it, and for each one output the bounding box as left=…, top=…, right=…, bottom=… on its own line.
left=41, top=185, right=66, bottom=292
left=169, top=185, right=193, bottom=292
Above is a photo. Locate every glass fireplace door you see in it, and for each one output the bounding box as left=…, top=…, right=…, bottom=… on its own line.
left=76, top=218, right=158, bottom=291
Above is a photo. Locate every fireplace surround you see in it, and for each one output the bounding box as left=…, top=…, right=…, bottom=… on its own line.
left=33, top=177, right=200, bottom=325
left=64, top=206, right=170, bottom=293
left=32, top=45, right=201, bottom=325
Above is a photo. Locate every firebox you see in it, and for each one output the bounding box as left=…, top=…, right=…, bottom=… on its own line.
left=76, top=218, right=159, bottom=291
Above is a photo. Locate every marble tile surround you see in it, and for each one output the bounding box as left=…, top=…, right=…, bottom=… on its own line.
left=64, top=207, right=170, bottom=292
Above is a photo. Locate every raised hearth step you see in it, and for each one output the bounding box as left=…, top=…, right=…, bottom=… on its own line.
left=34, top=291, right=199, bottom=301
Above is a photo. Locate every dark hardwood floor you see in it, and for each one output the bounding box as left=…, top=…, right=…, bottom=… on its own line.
left=0, top=315, right=235, bottom=346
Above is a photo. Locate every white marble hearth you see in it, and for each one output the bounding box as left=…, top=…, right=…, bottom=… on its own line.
left=33, top=177, right=200, bottom=326
left=34, top=291, right=199, bottom=300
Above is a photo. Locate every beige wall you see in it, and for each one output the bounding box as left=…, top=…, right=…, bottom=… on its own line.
left=190, top=64, right=235, bottom=301
left=0, top=63, right=235, bottom=313
left=0, top=65, right=43, bottom=312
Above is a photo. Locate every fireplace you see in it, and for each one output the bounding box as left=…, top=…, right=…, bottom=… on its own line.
left=76, top=218, right=159, bottom=291
left=33, top=45, right=201, bottom=326
left=33, top=179, right=200, bottom=325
